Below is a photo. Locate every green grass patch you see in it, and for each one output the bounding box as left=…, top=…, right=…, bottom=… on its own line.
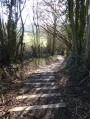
left=23, top=32, right=47, bottom=47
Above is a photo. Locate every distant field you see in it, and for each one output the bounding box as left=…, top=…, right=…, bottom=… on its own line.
left=23, top=32, right=47, bottom=47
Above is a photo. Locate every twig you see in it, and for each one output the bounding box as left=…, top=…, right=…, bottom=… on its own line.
left=78, top=73, right=90, bottom=86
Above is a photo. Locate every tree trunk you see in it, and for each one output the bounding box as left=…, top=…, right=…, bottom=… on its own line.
left=86, top=0, right=90, bottom=70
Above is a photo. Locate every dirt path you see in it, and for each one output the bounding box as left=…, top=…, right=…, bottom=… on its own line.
left=8, top=56, right=67, bottom=119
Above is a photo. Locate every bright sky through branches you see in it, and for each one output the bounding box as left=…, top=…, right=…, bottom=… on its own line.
left=21, top=0, right=42, bottom=25
left=21, top=0, right=33, bottom=25
left=0, top=0, right=41, bottom=25
left=0, top=0, right=65, bottom=26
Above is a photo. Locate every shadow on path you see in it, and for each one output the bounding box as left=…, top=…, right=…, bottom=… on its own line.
left=8, top=57, right=68, bottom=119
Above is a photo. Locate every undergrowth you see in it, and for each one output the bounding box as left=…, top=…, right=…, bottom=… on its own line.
left=63, top=53, right=89, bottom=85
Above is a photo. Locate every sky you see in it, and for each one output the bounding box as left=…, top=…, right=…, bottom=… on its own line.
left=21, top=0, right=33, bottom=25
left=0, top=0, right=35, bottom=24
left=21, top=0, right=66, bottom=25
left=20, top=0, right=43, bottom=25
left=0, top=0, right=65, bottom=26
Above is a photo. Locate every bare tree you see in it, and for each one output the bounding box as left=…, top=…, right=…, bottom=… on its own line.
left=0, top=0, right=26, bottom=65
left=38, top=0, right=70, bottom=55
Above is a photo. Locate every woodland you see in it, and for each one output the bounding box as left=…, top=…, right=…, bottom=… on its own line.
left=0, top=0, right=90, bottom=119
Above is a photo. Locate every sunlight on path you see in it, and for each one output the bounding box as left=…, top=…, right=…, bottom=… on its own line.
left=26, top=82, right=55, bottom=85
left=9, top=103, right=66, bottom=112
left=16, top=93, right=61, bottom=100
left=36, top=86, right=58, bottom=90
left=8, top=56, right=66, bottom=118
